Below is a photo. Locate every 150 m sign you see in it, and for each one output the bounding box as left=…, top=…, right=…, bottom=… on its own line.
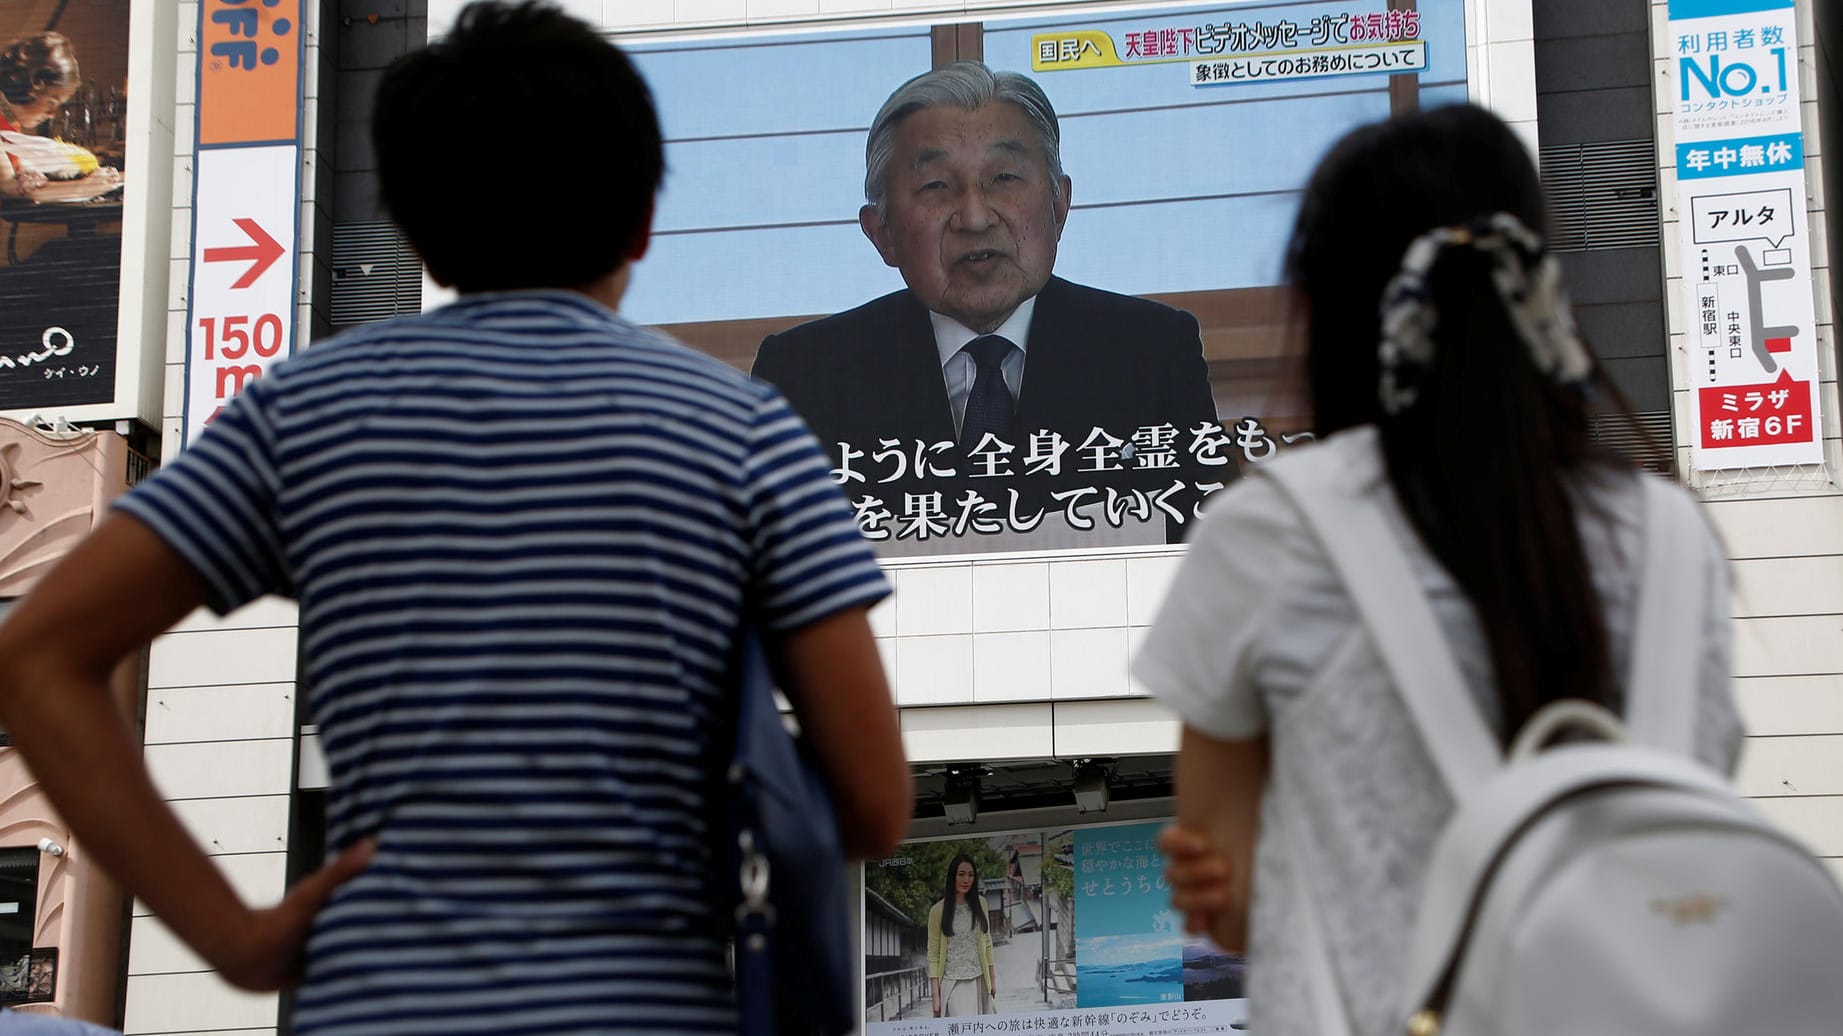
left=183, top=0, right=303, bottom=447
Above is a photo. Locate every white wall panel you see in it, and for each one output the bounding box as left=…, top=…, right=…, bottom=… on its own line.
left=603, top=0, right=675, bottom=30
left=1731, top=556, right=1843, bottom=618
left=902, top=703, right=1053, bottom=763
left=972, top=632, right=1053, bottom=703
left=1706, top=498, right=1843, bottom=561
left=1052, top=699, right=1180, bottom=758
left=148, top=627, right=299, bottom=688
left=971, top=562, right=1050, bottom=634
left=123, top=972, right=277, bottom=1034
left=894, top=634, right=973, bottom=705
left=1732, top=615, right=1843, bottom=678
left=1482, top=40, right=1537, bottom=123
left=749, top=0, right=819, bottom=15
left=144, top=683, right=296, bottom=745
left=1737, top=675, right=1843, bottom=737
left=1124, top=555, right=1180, bottom=628
left=868, top=594, right=897, bottom=637
left=876, top=637, right=899, bottom=690
left=145, top=739, right=295, bottom=800
left=1734, top=735, right=1843, bottom=799
left=1480, top=0, right=1533, bottom=41
left=133, top=852, right=286, bottom=917
left=126, top=915, right=208, bottom=977
left=895, top=566, right=972, bottom=637
left=1048, top=559, right=1127, bottom=630
left=168, top=797, right=290, bottom=857
left=677, top=0, right=748, bottom=22
left=1049, top=627, right=1129, bottom=699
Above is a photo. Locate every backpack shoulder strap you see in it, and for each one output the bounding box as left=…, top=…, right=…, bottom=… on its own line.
left=1624, top=475, right=1709, bottom=756
left=1262, top=446, right=1499, bottom=790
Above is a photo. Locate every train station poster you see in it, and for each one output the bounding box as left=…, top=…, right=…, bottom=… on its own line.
left=864, top=822, right=1247, bottom=1035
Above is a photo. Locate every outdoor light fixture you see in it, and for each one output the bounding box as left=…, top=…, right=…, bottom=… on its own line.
left=943, top=771, right=981, bottom=826
left=1073, top=761, right=1111, bottom=814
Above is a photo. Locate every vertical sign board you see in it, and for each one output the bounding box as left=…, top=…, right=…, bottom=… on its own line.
left=183, top=0, right=303, bottom=446
left=1670, top=0, right=1823, bottom=469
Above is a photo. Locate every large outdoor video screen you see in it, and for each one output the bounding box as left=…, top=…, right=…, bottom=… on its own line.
left=623, top=0, right=1468, bottom=561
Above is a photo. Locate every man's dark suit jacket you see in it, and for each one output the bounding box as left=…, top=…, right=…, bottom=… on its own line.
left=753, top=277, right=1216, bottom=459
left=752, top=277, right=1225, bottom=539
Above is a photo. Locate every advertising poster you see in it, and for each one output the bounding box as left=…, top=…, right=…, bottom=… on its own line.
left=622, top=0, right=1467, bottom=558
left=183, top=0, right=304, bottom=445
left=865, top=822, right=1246, bottom=1036
left=0, top=0, right=130, bottom=411
left=1668, top=0, right=1823, bottom=469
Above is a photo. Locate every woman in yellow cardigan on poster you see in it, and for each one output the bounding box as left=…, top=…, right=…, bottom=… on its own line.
left=927, top=853, right=996, bottom=1017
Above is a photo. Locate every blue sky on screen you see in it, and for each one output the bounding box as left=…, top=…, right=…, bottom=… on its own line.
left=621, top=0, right=1467, bottom=326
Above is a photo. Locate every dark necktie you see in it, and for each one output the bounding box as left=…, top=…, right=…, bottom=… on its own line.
left=959, top=335, right=1016, bottom=451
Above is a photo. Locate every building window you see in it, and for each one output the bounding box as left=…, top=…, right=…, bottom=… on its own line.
left=0, top=598, right=11, bottom=747
left=0, top=846, right=53, bottom=1005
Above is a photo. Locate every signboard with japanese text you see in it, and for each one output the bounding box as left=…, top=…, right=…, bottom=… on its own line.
left=864, top=822, right=1246, bottom=1036
left=1028, top=11, right=1427, bottom=85
left=615, top=0, right=1470, bottom=559
left=0, top=1, right=131, bottom=413
left=1668, top=0, right=1823, bottom=469
left=183, top=0, right=302, bottom=446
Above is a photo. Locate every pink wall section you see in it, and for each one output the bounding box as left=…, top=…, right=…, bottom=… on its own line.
left=0, top=416, right=137, bottom=1023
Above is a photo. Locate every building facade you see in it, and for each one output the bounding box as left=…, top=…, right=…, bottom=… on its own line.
left=0, top=0, right=1836, bottom=1030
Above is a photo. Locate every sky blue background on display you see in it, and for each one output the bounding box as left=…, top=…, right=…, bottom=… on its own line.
left=621, top=0, right=1467, bottom=327
left=1073, top=822, right=1182, bottom=1007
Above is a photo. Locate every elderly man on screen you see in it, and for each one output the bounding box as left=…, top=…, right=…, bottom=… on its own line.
left=753, top=61, right=1220, bottom=531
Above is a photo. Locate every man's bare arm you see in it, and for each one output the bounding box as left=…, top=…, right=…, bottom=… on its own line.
left=0, top=514, right=370, bottom=989
left=770, top=606, right=911, bottom=858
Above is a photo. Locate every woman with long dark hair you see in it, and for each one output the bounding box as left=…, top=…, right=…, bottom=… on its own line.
left=1134, top=104, right=1740, bottom=1036
left=926, top=853, right=996, bottom=1018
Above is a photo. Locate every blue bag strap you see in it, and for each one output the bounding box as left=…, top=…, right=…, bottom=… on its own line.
left=735, top=905, right=775, bottom=1036
left=731, top=625, right=778, bottom=1036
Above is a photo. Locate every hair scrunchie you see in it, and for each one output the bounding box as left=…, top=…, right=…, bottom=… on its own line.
left=1378, top=212, right=1593, bottom=415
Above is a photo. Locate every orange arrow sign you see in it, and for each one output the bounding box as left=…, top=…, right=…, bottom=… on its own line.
left=202, top=217, right=285, bottom=289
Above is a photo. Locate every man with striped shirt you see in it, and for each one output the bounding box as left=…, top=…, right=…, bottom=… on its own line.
left=0, top=3, right=911, bottom=1033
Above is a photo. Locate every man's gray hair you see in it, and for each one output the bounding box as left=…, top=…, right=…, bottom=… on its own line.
left=864, top=61, right=1064, bottom=217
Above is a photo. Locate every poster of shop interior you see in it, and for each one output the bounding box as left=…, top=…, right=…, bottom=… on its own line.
left=1671, top=0, right=1823, bottom=470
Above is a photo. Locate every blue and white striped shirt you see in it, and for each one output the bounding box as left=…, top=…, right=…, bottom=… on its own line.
left=118, top=291, right=890, bottom=1034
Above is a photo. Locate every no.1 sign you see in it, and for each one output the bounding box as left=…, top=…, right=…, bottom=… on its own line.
left=185, top=144, right=298, bottom=443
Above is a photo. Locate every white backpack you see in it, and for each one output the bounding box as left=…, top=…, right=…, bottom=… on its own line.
left=1263, top=453, right=1843, bottom=1036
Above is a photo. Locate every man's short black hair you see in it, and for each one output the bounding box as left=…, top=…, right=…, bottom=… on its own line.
left=372, top=1, right=664, bottom=293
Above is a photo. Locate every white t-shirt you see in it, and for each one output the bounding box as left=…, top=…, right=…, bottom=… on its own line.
left=1134, top=426, right=1742, bottom=1036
